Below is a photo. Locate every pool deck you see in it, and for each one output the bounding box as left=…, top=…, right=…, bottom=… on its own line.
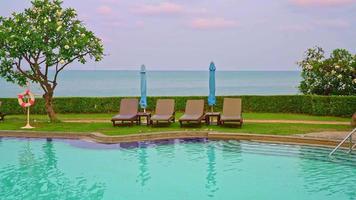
left=0, top=130, right=354, bottom=149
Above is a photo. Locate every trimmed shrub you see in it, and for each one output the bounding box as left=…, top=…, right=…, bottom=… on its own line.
left=0, top=95, right=355, bottom=117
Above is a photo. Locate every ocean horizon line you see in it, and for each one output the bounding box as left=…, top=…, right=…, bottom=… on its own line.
left=57, top=68, right=301, bottom=72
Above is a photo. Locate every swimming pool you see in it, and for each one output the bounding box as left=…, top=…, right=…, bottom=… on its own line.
left=0, top=138, right=355, bottom=200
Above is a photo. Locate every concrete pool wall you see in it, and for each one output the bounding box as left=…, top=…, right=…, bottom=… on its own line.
left=0, top=130, right=352, bottom=149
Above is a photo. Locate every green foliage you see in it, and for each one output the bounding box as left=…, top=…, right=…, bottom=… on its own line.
left=298, top=46, right=356, bottom=95
left=0, top=0, right=104, bottom=121
left=0, top=0, right=104, bottom=85
left=0, top=95, right=355, bottom=117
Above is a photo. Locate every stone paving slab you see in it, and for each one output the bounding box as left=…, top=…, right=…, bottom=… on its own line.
left=298, top=131, right=356, bottom=142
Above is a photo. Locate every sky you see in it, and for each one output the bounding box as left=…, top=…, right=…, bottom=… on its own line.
left=0, top=0, right=355, bottom=71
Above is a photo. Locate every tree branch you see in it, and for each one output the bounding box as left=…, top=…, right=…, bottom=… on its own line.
left=52, top=51, right=92, bottom=85
left=14, top=58, right=38, bottom=86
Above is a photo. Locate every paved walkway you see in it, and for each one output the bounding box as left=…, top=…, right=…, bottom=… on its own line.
left=63, top=119, right=350, bottom=125
left=245, top=119, right=349, bottom=125
left=299, top=130, right=355, bottom=141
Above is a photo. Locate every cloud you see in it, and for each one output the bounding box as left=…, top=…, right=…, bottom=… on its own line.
left=280, top=19, right=350, bottom=32
left=135, top=20, right=145, bottom=28
left=100, top=36, right=112, bottom=43
left=189, top=18, right=239, bottom=30
left=290, top=0, right=355, bottom=7
left=97, top=5, right=113, bottom=15
left=187, top=7, right=209, bottom=15
left=132, top=2, right=183, bottom=15
left=79, top=13, right=91, bottom=22
left=104, top=21, right=122, bottom=27
left=312, top=19, right=350, bottom=28
left=100, top=0, right=119, bottom=3
left=279, top=24, right=312, bottom=32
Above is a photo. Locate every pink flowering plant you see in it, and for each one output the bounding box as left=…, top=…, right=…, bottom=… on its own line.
left=298, top=46, right=356, bottom=96
left=0, top=0, right=104, bottom=121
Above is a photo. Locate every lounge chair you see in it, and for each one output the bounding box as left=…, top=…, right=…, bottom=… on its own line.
left=219, top=98, right=243, bottom=127
left=0, top=101, right=5, bottom=121
left=179, top=100, right=205, bottom=127
left=150, top=99, right=175, bottom=125
left=111, top=98, right=139, bottom=126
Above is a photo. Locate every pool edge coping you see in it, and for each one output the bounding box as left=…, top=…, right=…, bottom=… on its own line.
left=0, top=130, right=349, bottom=148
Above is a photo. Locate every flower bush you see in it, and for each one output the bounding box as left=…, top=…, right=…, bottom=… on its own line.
left=0, top=0, right=104, bottom=121
left=298, top=46, right=356, bottom=95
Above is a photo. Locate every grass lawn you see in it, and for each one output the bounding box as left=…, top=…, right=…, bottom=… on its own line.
left=0, top=113, right=352, bottom=136
left=5, top=112, right=351, bottom=122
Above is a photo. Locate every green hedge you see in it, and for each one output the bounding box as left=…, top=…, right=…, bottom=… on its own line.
left=0, top=95, right=355, bottom=117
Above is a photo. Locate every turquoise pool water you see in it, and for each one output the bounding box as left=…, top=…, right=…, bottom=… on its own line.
left=0, top=138, right=355, bottom=200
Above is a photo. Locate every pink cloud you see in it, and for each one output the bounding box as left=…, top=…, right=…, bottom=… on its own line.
left=97, top=5, right=113, bottom=15
left=135, top=20, right=145, bottom=28
left=132, top=2, right=183, bottom=15
left=290, top=0, right=355, bottom=7
left=190, top=18, right=239, bottom=30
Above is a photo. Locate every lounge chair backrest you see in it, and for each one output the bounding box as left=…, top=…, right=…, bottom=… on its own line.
left=223, top=98, right=241, bottom=116
left=119, top=99, right=138, bottom=115
left=155, top=99, right=175, bottom=115
left=185, top=100, right=204, bottom=115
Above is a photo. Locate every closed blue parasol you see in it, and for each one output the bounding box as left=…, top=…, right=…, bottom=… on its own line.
left=208, top=62, right=216, bottom=110
left=140, top=65, right=147, bottom=111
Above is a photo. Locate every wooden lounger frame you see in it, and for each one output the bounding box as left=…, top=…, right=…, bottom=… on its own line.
left=219, top=98, right=243, bottom=127
left=111, top=99, right=139, bottom=126
left=179, top=99, right=205, bottom=127
left=150, top=99, right=176, bottom=126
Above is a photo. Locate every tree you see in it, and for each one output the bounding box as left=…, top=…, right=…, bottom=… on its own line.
left=298, top=46, right=356, bottom=96
left=0, top=0, right=104, bottom=122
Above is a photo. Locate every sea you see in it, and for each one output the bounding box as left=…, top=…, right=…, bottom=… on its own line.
left=0, top=70, right=301, bottom=97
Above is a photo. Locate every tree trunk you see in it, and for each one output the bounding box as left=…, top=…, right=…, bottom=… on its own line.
left=43, top=91, right=58, bottom=122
